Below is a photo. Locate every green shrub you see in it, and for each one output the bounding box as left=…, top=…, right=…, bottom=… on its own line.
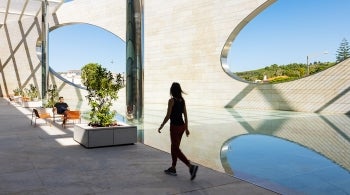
left=81, top=63, right=124, bottom=127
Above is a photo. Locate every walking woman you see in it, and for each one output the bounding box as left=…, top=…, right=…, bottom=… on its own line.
left=158, top=82, right=198, bottom=180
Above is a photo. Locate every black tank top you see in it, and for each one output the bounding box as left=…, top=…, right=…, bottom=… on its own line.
left=170, top=98, right=185, bottom=125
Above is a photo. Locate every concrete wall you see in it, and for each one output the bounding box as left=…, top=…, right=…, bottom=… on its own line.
left=0, top=0, right=349, bottom=114
left=0, top=17, right=42, bottom=98
left=143, top=0, right=272, bottom=106
left=143, top=0, right=349, bottom=114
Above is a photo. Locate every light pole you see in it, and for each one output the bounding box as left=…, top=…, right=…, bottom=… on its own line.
left=307, top=55, right=309, bottom=76
left=307, top=51, right=328, bottom=75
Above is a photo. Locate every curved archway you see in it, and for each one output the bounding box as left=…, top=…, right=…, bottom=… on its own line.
left=221, top=0, right=276, bottom=83
left=39, top=23, right=126, bottom=87
left=221, top=0, right=342, bottom=84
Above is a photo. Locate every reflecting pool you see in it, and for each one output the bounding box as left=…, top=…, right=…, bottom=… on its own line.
left=142, top=106, right=350, bottom=195
left=222, top=134, right=350, bottom=195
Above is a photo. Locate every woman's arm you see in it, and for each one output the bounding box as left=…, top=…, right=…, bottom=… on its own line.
left=158, top=98, right=174, bottom=133
left=183, top=101, right=190, bottom=136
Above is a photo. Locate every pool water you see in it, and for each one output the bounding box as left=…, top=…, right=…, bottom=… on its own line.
left=223, top=134, right=350, bottom=195
left=142, top=106, right=350, bottom=195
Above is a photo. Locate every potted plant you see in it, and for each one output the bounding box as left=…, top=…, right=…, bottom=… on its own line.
left=13, top=87, right=23, bottom=96
left=41, top=84, right=59, bottom=116
left=82, top=63, right=124, bottom=126
left=73, top=63, right=136, bottom=148
left=11, top=87, right=23, bottom=103
left=27, top=84, right=39, bottom=101
left=21, top=84, right=42, bottom=107
left=45, top=84, right=59, bottom=108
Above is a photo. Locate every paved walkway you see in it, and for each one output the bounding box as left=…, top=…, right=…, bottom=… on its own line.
left=0, top=98, right=277, bottom=195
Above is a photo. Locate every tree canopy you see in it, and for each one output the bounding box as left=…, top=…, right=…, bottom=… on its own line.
left=235, top=62, right=336, bottom=83
left=234, top=38, right=349, bottom=83
left=81, top=63, right=124, bottom=126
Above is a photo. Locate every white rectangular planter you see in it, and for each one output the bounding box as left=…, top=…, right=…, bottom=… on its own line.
left=73, top=123, right=137, bottom=148
left=22, top=100, right=42, bottom=108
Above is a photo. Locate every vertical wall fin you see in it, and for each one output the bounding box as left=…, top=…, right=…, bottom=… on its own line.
left=126, top=0, right=143, bottom=122
left=41, top=0, right=49, bottom=100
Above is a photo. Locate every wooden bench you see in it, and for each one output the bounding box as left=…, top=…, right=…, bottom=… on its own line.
left=62, top=110, right=81, bottom=128
left=31, top=108, right=52, bottom=127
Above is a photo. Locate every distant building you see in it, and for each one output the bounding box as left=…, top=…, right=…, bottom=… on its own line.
left=60, top=70, right=83, bottom=86
left=59, top=70, right=125, bottom=87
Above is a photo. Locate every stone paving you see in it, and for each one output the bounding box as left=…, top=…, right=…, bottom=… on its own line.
left=0, top=98, right=277, bottom=195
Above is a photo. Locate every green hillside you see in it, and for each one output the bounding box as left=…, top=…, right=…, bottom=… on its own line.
left=234, top=62, right=336, bottom=84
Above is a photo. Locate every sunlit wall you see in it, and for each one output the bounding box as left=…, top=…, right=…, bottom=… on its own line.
left=0, top=0, right=349, bottom=114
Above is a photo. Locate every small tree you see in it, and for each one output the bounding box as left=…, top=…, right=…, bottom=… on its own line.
left=81, top=63, right=124, bottom=127
left=336, top=38, right=350, bottom=62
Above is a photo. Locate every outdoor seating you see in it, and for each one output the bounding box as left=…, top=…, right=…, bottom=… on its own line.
left=7, top=95, right=15, bottom=105
left=8, top=95, right=22, bottom=104
left=52, top=108, right=64, bottom=122
left=62, top=110, right=81, bottom=128
left=31, top=108, right=52, bottom=127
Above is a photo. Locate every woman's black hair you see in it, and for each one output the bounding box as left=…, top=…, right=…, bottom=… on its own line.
left=170, top=82, right=186, bottom=99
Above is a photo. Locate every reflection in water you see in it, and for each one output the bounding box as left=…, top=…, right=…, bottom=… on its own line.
left=143, top=106, right=350, bottom=194
left=222, top=109, right=350, bottom=172
left=222, top=134, right=350, bottom=195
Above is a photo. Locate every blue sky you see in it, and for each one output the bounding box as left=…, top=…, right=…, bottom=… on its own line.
left=228, top=0, right=350, bottom=72
left=49, top=24, right=126, bottom=73
left=49, top=0, right=350, bottom=73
